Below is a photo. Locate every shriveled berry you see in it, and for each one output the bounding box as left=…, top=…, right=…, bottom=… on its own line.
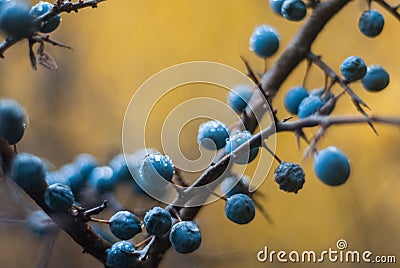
left=44, top=183, right=74, bottom=212
left=169, top=221, right=202, bottom=254
left=340, top=56, right=367, bottom=82
left=109, top=211, right=142, bottom=240
left=225, top=193, right=255, bottom=224
left=274, top=162, right=305, bottom=193
left=144, top=206, right=172, bottom=236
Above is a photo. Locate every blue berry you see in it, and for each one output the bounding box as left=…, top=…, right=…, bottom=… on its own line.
left=281, top=0, right=307, bottom=21
left=359, top=10, right=384, bottom=38
left=106, top=241, right=136, bottom=268
left=11, top=153, right=46, bottom=192
left=88, top=166, right=117, bottom=193
left=59, top=163, right=85, bottom=194
left=74, top=153, right=97, bottom=178
left=297, top=96, right=324, bottom=118
left=309, top=88, right=336, bottom=115
left=227, top=85, right=253, bottom=113
left=139, top=153, right=174, bottom=187
left=198, top=120, right=230, bottom=150
left=169, top=221, right=202, bottom=254
left=0, top=99, right=26, bottom=145
left=30, top=1, right=60, bottom=33
left=313, top=146, right=351, bottom=186
left=269, top=0, right=285, bottom=15
left=44, top=183, right=74, bottom=212
left=220, top=175, right=250, bottom=197
left=109, top=154, right=134, bottom=181
left=225, top=131, right=259, bottom=164
left=361, top=65, right=389, bottom=92
left=284, top=86, right=309, bottom=115
left=274, top=162, right=305, bottom=193
left=109, top=211, right=142, bottom=240
left=0, top=2, right=35, bottom=39
left=249, top=25, right=280, bottom=58
left=26, top=210, right=56, bottom=236
left=340, top=56, right=367, bottom=82
left=144, top=206, right=172, bottom=236
left=225, top=193, right=255, bottom=224
left=45, top=171, right=69, bottom=186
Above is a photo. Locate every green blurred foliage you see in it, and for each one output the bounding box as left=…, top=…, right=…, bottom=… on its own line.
left=0, top=0, right=399, bottom=267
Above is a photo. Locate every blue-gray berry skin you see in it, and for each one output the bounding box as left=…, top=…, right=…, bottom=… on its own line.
left=11, top=153, right=46, bottom=192
left=169, top=221, right=202, bottom=254
left=281, top=0, right=307, bottom=21
left=361, top=65, right=390, bottom=92
left=274, top=162, right=305, bottom=193
left=314, top=146, right=350, bottom=186
left=270, top=0, right=285, bottom=15
left=88, top=166, right=117, bottom=193
left=30, top=2, right=60, bottom=33
left=106, top=241, right=136, bottom=268
left=198, top=120, right=230, bottom=150
left=74, top=153, right=97, bottom=179
left=109, top=211, right=142, bottom=240
left=297, top=96, right=324, bottom=118
left=144, top=206, right=172, bottom=236
left=220, top=175, right=250, bottom=197
left=340, top=56, right=367, bottom=82
left=0, top=99, right=26, bottom=145
left=44, top=183, right=75, bottom=212
left=45, top=171, right=69, bottom=186
left=225, top=131, right=259, bottom=164
left=359, top=10, right=384, bottom=38
left=225, top=193, right=255, bottom=224
left=59, top=163, right=85, bottom=194
left=309, top=88, right=336, bottom=115
left=249, top=25, right=280, bottom=58
left=26, top=210, right=56, bottom=236
left=227, top=85, right=253, bottom=113
left=0, top=2, right=35, bottom=39
left=139, top=153, right=174, bottom=188
left=284, top=86, right=309, bottom=115
left=109, top=154, right=134, bottom=181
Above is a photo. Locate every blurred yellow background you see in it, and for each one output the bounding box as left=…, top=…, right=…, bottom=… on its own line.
left=0, top=0, right=399, bottom=267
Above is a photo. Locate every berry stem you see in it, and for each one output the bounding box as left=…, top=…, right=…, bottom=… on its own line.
left=135, top=235, right=154, bottom=249
left=262, top=141, right=282, bottom=164
left=89, top=218, right=110, bottom=224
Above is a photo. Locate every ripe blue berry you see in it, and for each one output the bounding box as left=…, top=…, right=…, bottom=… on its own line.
left=225, top=131, right=259, bottom=164
left=88, top=166, right=117, bottom=193
left=220, top=175, right=250, bottom=197
left=30, top=1, right=60, bottom=33
left=0, top=2, right=35, bottom=39
left=109, top=154, right=134, bottom=181
left=106, top=241, right=136, bottom=268
left=297, top=96, right=324, bottom=118
left=139, top=153, right=174, bottom=187
left=59, top=163, right=85, bottom=194
left=198, top=120, right=229, bottom=150
left=169, top=221, right=202, bottom=254
left=0, top=99, right=26, bottom=145
left=314, top=146, right=351, bottom=186
left=109, top=211, right=142, bottom=240
left=44, top=183, right=75, bottom=212
left=26, top=210, right=56, bottom=236
left=249, top=25, right=280, bottom=58
left=227, top=85, right=253, bottom=113
left=309, top=88, right=336, bottom=115
left=225, top=193, right=255, bottom=224
left=274, top=162, right=305, bottom=193
left=281, top=0, right=307, bottom=21
left=144, top=206, right=172, bottom=236
left=74, top=153, right=97, bottom=178
left=11, top=153, right=46, bottom=192
left=361, top=65, right=389, bottom=92
left=269, top=0, right=285, bottom=15
left=45, top=171, right=69, bottom=186
left=340, top=56, right=367, bottom=82
left=284, top=86, right=309, bottom=115
left=358, top=10, right=384, bottom=38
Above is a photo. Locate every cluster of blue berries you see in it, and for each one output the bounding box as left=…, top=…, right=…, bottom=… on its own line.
left=0, top=1, right=61, bottom=40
